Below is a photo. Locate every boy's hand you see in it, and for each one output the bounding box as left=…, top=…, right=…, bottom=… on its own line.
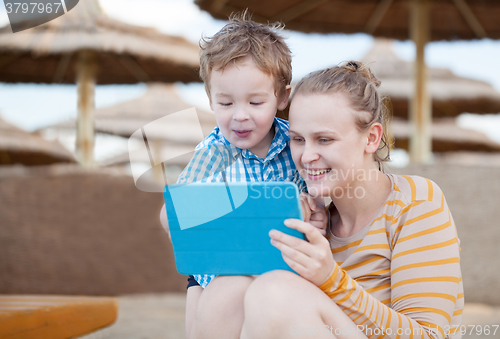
left=309, top=208, right=328, bottom=236
left=300, top=193, right=328, bottom=236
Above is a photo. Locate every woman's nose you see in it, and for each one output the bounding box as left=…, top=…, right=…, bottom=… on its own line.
left=301, top=144, right=320, bottom=164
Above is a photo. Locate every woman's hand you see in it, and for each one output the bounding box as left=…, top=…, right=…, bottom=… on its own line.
left=269, top=219, right=336, bottom=287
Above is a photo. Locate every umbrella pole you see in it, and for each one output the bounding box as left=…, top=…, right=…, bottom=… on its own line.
left=153, top=139, right=165, bottom=185
left=410, top=0, right=432, bottom=164
left=76, top=50, right=98, bottom=167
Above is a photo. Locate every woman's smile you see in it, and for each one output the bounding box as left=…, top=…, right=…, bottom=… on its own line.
left=305, top=168, right=332, bottom=180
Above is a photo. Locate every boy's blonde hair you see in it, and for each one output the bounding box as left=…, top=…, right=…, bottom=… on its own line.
left=293, top=61, right=392, bottom=171
left=199, top=12, right=292, bottom=101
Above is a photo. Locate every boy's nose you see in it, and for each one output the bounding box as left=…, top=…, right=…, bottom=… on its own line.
left=233, top=107, right=250, bottom=121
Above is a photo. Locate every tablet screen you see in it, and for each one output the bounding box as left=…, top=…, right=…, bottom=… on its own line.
left=164, top=182, right=305, bottom=275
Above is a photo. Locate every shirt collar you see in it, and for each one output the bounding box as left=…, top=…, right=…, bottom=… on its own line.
left=214, top=117, right=289, bottom=162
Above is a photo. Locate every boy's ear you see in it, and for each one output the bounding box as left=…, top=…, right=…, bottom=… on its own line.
left=365, top=122, right=383, bottom=155
left=277, top=85, right=292, bottom=111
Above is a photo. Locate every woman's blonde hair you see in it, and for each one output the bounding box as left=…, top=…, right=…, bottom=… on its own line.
left=199, top=11, right=292, bottom=100
left=293, top=61, right=391, bottom=171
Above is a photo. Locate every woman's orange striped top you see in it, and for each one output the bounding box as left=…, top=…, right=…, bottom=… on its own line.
left=320, top=174, right=463, bottom=339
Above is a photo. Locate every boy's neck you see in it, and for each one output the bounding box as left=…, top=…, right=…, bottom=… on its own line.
left=248, top=125, right=276, bottom=159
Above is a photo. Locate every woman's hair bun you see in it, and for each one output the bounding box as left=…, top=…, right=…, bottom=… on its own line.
left=343, top=61, right=381, bottom=88
left=345, top=61, right=360, bottom=71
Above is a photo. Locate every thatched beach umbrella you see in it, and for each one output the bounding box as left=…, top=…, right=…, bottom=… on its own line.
left=101, top=142, right=197, bottom=167
left=0, top=0, right=201, bottom=166
left=40, top=84, right=217, bottom=187
left=364, top=39, right=500, bottom=119
left=85, top=83, right=216, bottom=141
left=0, top=116, right=75, bottom=166
left=45, top=83, right=217, bottom=143
left=196, top=0, right=500, bottom=163
left=391, top=117, right=500, bottom=153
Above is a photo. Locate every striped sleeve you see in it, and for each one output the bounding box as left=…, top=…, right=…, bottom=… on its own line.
left=319, top=179, right=462, bottom=339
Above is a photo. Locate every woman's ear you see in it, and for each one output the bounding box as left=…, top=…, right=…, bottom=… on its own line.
left=277, top=85, right=292, bottom=111
left=365, top=122, right=383, bottom=155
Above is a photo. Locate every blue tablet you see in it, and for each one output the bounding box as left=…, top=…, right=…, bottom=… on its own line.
left=163, top=182, right=305, bottom=275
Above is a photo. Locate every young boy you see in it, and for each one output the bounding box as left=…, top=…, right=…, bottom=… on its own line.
left=159, top=13, right=327, bottom=337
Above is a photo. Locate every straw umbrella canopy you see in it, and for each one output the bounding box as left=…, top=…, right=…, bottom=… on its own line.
left=93, top=83, right=217, bottom=189
left=364, top=39, right=500, bottom=119
left=196, top=0, right=500, bottom=163
left=0, top=116, right=76, bottom=166
left=391, top=117, right=500, bottom=153
left=41, top=83, right=217, bottom=187
left=101, top=142, right=198, bottom=167
left=47, top=83, right=217, bottom=144
left=278, top=83, right=500, bottom=153
left=85, top=83, right=216, bottom=142
left=0, top=0, right=201, bottom=167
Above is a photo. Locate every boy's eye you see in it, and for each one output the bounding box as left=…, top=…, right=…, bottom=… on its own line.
left=250, top=102, right=263, bottom=106
left=219, top=102, right=232, bottom=107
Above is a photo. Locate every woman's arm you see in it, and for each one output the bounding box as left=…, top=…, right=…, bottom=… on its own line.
left=319, top=195, right=461, bottom=339
left=271, top=190, right=463, bottom=339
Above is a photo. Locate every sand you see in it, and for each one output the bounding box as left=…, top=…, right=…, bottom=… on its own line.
left=81, top=293, right=500, bottom=339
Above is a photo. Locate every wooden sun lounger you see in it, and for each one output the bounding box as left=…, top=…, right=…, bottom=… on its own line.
left=0, top=295, right=118, bottom=339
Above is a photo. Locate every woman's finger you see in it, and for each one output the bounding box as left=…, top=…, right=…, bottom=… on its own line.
left=280, top=251, right=309, bottom=277
left=270, top=236, right=311, bottom=269
left=270, top=231, right=322, bottom=278
left=284, top=218, right=325, bottom=245
left=269, top=228, right=311, bottom=255
left=269, top=222, right=330, bottom=266
left=270, top=225, right=335, bottom=286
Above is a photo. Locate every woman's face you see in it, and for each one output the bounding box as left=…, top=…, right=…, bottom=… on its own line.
left=289, top=92, right=371, bottom=198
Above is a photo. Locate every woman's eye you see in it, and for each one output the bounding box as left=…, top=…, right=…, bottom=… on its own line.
left=319, top=138, right=332, bottom=143
left=292, top=137, right=304, bottom=143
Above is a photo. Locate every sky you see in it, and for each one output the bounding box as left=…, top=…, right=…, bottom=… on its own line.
left=1, top=0, right=500, bottom=146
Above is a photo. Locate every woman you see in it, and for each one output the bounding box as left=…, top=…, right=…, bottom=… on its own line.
left=192, top=62, right=464, bottom=339
left=239, top=62, right=464, bottom=339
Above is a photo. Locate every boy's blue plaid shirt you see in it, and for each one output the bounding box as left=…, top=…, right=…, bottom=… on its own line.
left=176, top=117, right=304, bottom=288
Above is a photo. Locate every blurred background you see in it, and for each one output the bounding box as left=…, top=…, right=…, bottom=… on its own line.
left=1, top=0, right=499, bottom=338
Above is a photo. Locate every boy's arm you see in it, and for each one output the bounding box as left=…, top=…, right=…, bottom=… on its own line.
left=159, top=204, right=170, bottom=240
left=161, top=204, right=202, bottom=333
left=161, top=143, right=231, bottom=335
left=185, top=285, right=203, bottom=339
left=161, top=196, right=201, bottom=338
left=161, top=144, right=228, bottom=240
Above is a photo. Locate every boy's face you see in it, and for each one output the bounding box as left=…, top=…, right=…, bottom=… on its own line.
left=209, top=56, right=289, bottom=158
